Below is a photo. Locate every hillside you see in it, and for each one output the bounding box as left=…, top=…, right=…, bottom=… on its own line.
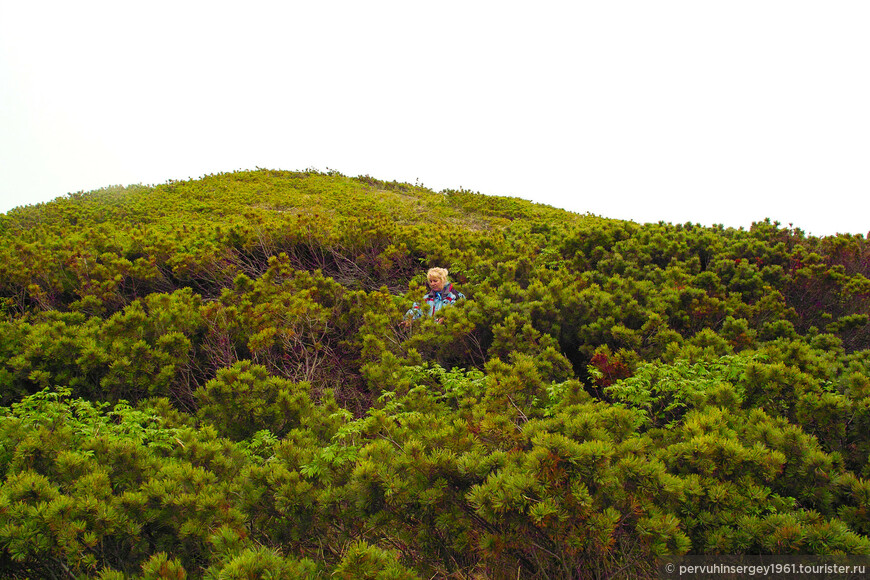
left=1, top=169, right=869, bottom=578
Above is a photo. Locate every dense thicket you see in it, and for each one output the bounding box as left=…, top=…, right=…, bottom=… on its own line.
left=1, top=169, right=869, bottom=578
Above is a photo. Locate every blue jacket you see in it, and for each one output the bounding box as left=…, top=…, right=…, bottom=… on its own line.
left=406, top=283, right=465, bottom=320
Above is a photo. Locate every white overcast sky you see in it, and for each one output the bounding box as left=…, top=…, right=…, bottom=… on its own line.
left=1, top=1, right=868, bottom=237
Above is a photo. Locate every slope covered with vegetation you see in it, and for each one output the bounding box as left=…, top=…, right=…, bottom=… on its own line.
left=1, top=169, right=869, bottom=578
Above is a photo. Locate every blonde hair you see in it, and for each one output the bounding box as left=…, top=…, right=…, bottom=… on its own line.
left=427, top=267, right=449, bottom=284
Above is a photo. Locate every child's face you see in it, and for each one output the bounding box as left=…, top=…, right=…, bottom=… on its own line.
left=428, top=277, right=444, bottom=292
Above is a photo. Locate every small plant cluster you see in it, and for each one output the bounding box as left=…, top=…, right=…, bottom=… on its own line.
left=0, top=169, right=869, bottom=578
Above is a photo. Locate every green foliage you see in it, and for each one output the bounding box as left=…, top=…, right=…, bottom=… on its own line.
left=604, top=354, right=754, bottom=427
left=1, top=171, right=870, bottom=578
left=203, top=546, right=320, bottom=579
left=194, top=360, right=327, bottom=441
left=333, top=541, right=420, bottom=579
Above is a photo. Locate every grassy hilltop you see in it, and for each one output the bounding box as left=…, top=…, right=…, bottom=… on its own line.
left=1, top=169, right=869, bottom=578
